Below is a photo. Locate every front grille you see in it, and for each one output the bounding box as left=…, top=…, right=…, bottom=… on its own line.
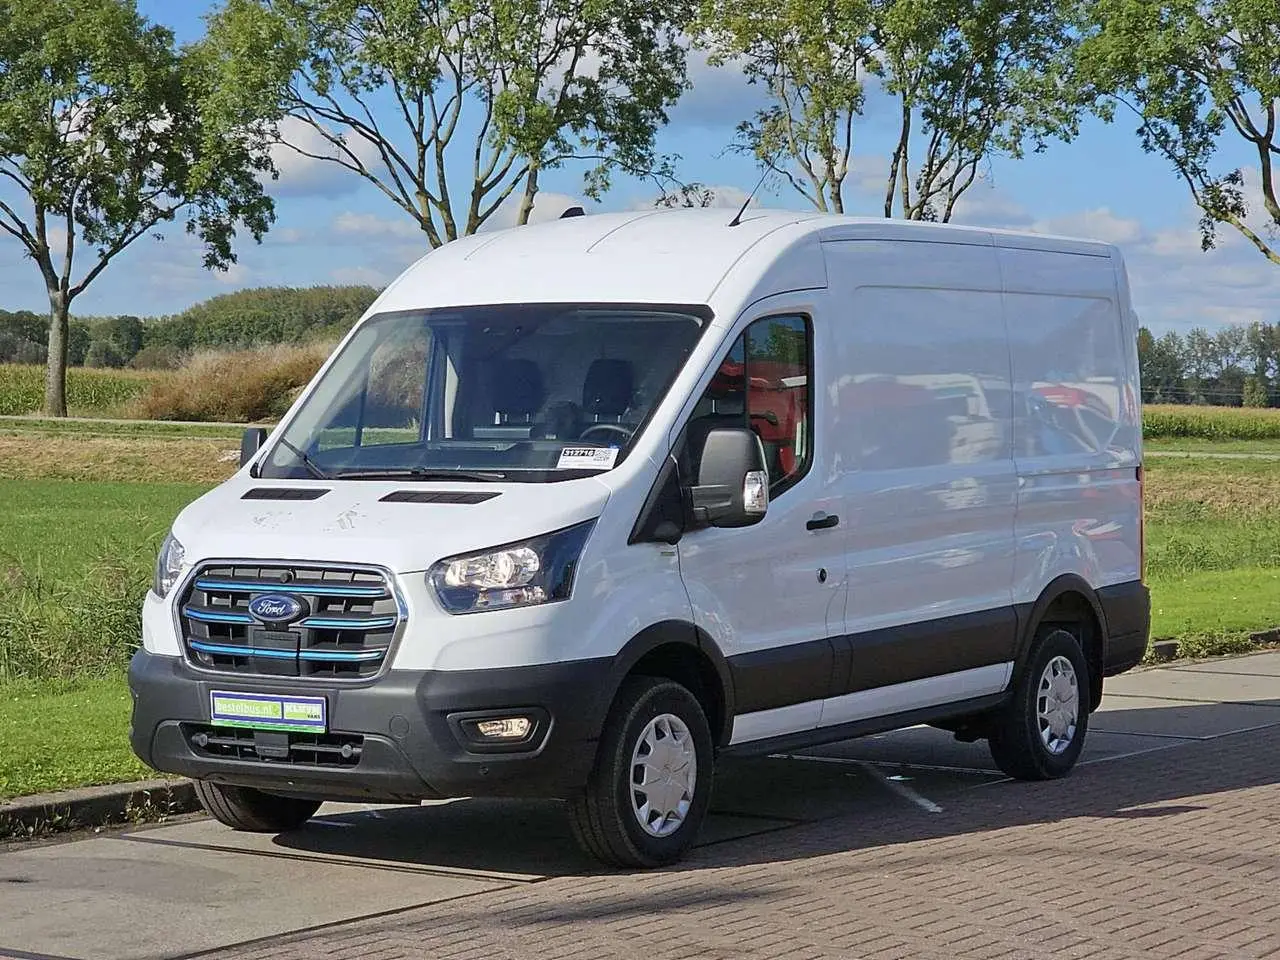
left=184, top=724, right=364, bottom=768
left=179, top=563, right=402, bottom=680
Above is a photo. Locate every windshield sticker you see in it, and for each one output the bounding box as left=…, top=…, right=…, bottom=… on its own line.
left=557, top=446, right=619, bottom=470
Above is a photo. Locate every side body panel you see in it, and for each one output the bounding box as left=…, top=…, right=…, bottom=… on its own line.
left=997, top=240, right=1142, bottom=608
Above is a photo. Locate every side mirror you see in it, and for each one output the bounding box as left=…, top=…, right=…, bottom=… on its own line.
left=240, top=427, right=269, bottom=468
left=689, top=427, right=769, bottom=528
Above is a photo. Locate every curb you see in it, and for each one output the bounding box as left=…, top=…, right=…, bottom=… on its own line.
left=0, top=778, right=198, bottom=840
left=1145, top=627, right=1280, bottom=666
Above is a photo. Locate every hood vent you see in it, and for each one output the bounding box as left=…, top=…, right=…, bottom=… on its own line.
left=242, top=487, right=330, bottom=501
left=379, top=490, right=499, bottom=505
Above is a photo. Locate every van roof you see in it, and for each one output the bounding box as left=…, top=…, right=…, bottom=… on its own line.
left=372, top=208, right=1118, bottom=316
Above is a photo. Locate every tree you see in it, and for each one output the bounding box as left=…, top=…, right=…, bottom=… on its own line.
left=875, top=0, right=1084, bottom=220
left=1242, top=376, right=1269, bottom=407
left=0, top=0, right=275, bottom=415
left=86, top=315, right=144, bottom=367
left=1075, top=0, right=1280, bottom=265
left=695, top=0, right=875, bottom=213
left=695, top=0, right=1082, bottom=219
left=207, top=0, right=692, bottom=247
left=1138, top=327, right=1187, bottom=402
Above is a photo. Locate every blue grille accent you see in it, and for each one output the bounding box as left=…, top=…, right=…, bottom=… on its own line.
left=297, top=616, right=397, bottom=630
left=298, top=649, right=385, bottom=662
left=180, top=563, right=401, bottom=680
left=184, top=607, right=256, bottom=625
left=195, top=578, right=387, bottom=598
left=191, top=640, right=296, bottom=659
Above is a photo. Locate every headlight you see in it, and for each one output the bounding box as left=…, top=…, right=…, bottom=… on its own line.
left=153, top=533, right=186, bottom=599
left=429, top=520, right=595, bottom=614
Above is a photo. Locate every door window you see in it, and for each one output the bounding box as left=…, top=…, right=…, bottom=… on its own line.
left=681, top=314, right=813, bottom=495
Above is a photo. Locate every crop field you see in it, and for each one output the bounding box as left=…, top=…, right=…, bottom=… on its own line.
left=0, top=364, right=172, bottom=417
left=1, top=409, right=1278, bottom=799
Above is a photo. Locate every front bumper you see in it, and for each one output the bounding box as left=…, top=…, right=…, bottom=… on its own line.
left=127, top=650, right=612, bottom=803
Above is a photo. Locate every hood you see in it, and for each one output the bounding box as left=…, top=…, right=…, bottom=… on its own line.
left=171, top=475, right=612, bottom=574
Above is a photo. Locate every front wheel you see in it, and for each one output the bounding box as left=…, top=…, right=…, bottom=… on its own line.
left=193, top=780, right=321, bottom=832
left=988, top=627, right=1091, bottom=780
left=569, top=676, right=714, bottom=868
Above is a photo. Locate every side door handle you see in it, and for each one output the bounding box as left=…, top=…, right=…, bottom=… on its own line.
left=806, top=511, right=840, bottom=531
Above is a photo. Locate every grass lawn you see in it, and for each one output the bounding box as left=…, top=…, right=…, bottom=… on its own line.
left=0, top=675, right=156, bottom=800
left=1147, top=438, right=1280, bottom=455
left=0, top=415, right=245, bottom=440
left=0, top=478, right=213, bottom=579
left=1149, top=568, right=1280, bottom=640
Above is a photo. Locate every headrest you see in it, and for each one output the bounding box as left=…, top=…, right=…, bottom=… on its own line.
left=582, top=359, right=633, bottom=417
left=491, top=358, right=544, bottom=416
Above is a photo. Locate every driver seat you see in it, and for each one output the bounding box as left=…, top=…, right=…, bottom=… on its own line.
left=582, top=359, right=633, bottom=424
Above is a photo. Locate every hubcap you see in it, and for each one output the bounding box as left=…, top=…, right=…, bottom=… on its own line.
left=1037, top=655, right=1079, bottom=756
left=629, top=713, right=697, bottom=838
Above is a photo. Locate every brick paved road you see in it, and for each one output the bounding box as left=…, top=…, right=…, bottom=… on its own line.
left=210, top=725, right=1280, bottom=960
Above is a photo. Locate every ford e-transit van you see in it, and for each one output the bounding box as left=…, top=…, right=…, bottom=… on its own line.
left=129, top=209, right=1150, bottom=867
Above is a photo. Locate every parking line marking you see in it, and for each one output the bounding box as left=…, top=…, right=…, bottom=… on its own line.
left=772, top=753, right=997, bottom=777
left=856, top=761, right=944, bottom=814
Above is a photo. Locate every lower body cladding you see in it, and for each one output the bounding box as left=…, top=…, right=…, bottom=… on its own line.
left=127, top=651, right=612, bottom=804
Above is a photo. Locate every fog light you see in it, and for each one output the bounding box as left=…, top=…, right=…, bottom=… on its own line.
left=475, top=717, right=532, bottom=740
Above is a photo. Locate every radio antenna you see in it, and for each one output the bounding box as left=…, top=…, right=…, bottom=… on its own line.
left=728, top=166, right=770, bottom=227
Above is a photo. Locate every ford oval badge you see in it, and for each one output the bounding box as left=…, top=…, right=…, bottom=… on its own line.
left=248, top=593, right=306, bottom=625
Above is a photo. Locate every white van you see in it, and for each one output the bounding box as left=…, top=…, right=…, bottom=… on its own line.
left=129, top=209, right=1150, bottom=867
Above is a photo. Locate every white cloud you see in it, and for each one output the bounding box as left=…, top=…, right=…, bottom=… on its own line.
left=668, top=48, right=767, bottom=130
left=1031, top=208, right=1145, bottom=246
left=266, top=117, right=382, bottom=199
left=479, top=191, right=585, bottom=231
left=631, top=183, right=759, bottom=210
left=332, top=211, right=422, bottom=240
left=331, top=265, right=394, bottom=287
left=948, top=179, right=1036, bottom=230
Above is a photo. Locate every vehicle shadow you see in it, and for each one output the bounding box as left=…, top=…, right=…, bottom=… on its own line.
left=268, top=697, right=1280, bottom=877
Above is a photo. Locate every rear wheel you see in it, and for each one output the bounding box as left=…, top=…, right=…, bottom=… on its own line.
left=193, top=780, right=321, bottom=832
left=569, top=676, right=713, bottom=868
left=988, top=627, right=1091, bottom=780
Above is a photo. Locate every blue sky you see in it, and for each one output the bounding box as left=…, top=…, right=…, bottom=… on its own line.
left=1, top=0, right=1276, bottom=335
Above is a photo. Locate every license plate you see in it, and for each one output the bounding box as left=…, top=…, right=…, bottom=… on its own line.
left=210, top=691, right=327, bottom=733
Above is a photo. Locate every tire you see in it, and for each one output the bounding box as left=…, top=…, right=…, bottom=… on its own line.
left=569, top=676, right=714, bottom=868
left=988, top=627, right=1091, bottom=781
left=193, top=780, right=321, bottom=833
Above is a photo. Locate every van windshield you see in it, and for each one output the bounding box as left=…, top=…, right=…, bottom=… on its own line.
left=257, top=304, right=708, bottom=482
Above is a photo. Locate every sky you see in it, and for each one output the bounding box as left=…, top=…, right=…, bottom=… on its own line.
left=1, top=0, right=1276, bottom=336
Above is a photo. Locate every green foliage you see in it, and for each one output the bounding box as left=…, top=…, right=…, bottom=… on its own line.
left=1137, top=322, right=1279, bottom=406
left=1144, top=404, right=1280, bottom=440
left=695, top=0, right=1083, bottom=219
left=0, top=0, right=277, bottom=415
left=0, top=364, right=164, bottom=415
left=206, top=0, right=693, bottom=244
left=145, top=285, right=378, bottom=351
left=696, top=0, right=874, bottom=213
left=1242, top=377, right=1269, bottom=408
left=1075, top=0, right=1280, bottom=265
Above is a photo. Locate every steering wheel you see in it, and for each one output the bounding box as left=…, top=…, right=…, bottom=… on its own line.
left=578, top=423, right=634, bottom=445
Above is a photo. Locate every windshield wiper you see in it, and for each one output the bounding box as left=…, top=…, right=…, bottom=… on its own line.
left=335, top=467, right=507, bottom=482
left=275, top=437, right=332, bottom=480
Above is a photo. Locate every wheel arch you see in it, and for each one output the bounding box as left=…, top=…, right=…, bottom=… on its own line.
left=1015, top=575, right=1107, bottom=712
left=604, top=621, right=736, bottom=749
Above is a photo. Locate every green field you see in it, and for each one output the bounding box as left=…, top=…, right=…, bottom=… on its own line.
left=0, top=677, right=154, bottom=800
left=0, top=364, right=171, bottom=418
left=1, top=418, right=1279, bottom=799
